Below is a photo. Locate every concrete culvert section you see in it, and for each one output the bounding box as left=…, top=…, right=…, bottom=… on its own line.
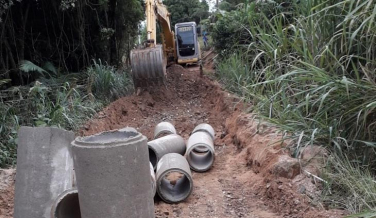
left=192, top=123, right=215, bottom=140
left=51, top=189, right=81, bottom=218
left=14, top=127, right=75, bottom=218
left=71, top=127, right=154, bottom=218
left=186, top=131, right=215, bottom=172
left=156, top=153, right=193, bottom=203
left=148, top=134, right=186, bottom=170
left=154, top=122, right=177, bottom=139
left=191, top=123, right=215, bottom=153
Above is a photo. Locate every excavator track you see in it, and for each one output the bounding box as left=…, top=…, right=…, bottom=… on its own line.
left=130, top=45, right=166, bottom=88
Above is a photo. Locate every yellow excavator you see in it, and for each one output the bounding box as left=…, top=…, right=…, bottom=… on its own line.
left=130, top=0, right=201, bottom=88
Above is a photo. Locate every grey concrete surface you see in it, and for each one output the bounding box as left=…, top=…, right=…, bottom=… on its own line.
left=156, top=153, right=193, bottom=203
left=150, top=162, right=156, bottom=197
left=191, top=123, right=215, bottom=153
left=153, top=122, right=177, bottom=139
left=191, top=123, right=215, bottom=140
left=71, top=127, right=154, bottom=218
left=186, top=131, right=215, bottom=172
left=148, top=134, right=186, bottom=170
left=14, top=127, right=75, bottom=218
left=51, top=189, right=81, bottom=218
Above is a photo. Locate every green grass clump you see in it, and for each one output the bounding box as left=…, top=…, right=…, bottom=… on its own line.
left=0, top=60, right=133, bottom=167
left=213, top=0, right=376, bottom=214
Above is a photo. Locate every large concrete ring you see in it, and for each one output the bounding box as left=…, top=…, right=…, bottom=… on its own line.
left=71, top=127, right=154, bottom=218
left=148, top=134, right=186, bottom=170
left=191, top=123, right=215, bottom=153
left=156, top=153, right=193, bottom=203
left=186, top=131, right=215, bottom=172
left=153, top=122, right=177, bottom=139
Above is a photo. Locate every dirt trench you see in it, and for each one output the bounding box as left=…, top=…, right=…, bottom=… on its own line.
left=0, top=58, right=346, bottom=217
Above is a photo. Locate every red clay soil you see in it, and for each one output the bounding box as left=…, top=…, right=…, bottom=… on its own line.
left=0, top=61, right=346, bottom=217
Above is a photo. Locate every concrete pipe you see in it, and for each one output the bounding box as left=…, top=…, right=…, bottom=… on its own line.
left=192, top=123, right=215, bottom=140
left=186, top=131, right=215, bottom=172
left=148, top=134, right=186, bottom=170
left=191, top=123, right=215, bottom=153
left=14, top=127, right=75, bottom=218
left=150, top=162, right=156, bottom=197
left=156, top=153, right=193, bottom=203
left=71, top=127, right=154, bottom=218
left=51, top=189, right=81, bottom=218
left=153, top=122, right=177, bottom=139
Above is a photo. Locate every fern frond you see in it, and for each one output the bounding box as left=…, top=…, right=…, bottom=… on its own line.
left=19, top=60, right=47, bottom=74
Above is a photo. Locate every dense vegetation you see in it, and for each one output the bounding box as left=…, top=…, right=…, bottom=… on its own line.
left=1, top=0, right=143, bottom=85
left=0, top=0, right=141, bottom=167
left=212, top=0, right=376, bottom=215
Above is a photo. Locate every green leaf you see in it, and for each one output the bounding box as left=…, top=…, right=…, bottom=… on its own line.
left=19, top=60, right=47, bottom=74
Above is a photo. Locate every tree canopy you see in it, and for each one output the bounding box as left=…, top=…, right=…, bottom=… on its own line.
left=163, top=0, right=210, bottom=26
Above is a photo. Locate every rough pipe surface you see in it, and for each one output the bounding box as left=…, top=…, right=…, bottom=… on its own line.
left=148, top=134, right=186, bottom=170
left=153, top=122, right=177, bottom=139
left=156, top=153, right=193, bottom=203
left=191, top=123, right=215, bottom=152
left=186, top=131, right=215, bottom=172
left=14, top=127, right=75, bottom=218
left=71, top=127, right=154, bottom=218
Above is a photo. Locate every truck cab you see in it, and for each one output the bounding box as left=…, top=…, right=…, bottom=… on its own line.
left=175, top=22, right=201, bottom=64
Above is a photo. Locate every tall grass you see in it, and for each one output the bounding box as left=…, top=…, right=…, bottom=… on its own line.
left=213, top=0, right=376, bottom=213
left=0, top=60, right=133, bottom=167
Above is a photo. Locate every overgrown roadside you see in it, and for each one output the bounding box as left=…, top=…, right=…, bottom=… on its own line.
left=212, top=0, right=376, bottom=215
left=0, top=60, right=133, bottom=167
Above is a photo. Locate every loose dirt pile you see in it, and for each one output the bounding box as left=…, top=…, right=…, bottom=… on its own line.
left=0, top=60, right=346, bottom=217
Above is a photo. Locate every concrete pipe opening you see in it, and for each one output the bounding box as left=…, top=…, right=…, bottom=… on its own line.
left=154, top=122, right=177, bottom=139
left=186, top=131, right=215, bottom=172
left=80, top=130, right=138, bottom=144
left=156, top=153, right=193, bottom=203
left=149, top=147, right=158, bottom=168
left=51, top=189, right=81, bottom=218
left=187, top=148, right=214, bottom=172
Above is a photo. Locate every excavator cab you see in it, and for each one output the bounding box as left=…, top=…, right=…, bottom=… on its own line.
left=175, top=22, right=201, bottom=64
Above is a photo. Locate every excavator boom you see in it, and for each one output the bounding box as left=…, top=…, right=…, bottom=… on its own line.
left=130, top=0, right=175, bottom=88
left=130, top=0, right=200, bottom=88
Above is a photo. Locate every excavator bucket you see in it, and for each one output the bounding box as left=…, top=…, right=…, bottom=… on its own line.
left=130, top=45, right=166, bottom=88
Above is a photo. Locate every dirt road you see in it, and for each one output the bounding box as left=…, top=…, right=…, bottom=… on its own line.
left=0, top=57, right=346, bottom=217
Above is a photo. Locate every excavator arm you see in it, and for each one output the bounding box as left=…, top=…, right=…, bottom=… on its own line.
left=130, top=0, right=176, bottom=88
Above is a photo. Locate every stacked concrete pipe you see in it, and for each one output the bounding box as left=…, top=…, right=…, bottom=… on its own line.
left=156, top=153, right=193, bottom=203
left=186, top=131, right=215, bottom=172
left=154, top=122, right=177, bottom=139
left=50, top=189, right=81, bottom=218
left=71, top=127, right=154, bottom=218
left=192, top=123, right=215, bottom=140
left=148, top=134, right=186, bottom=170
left=14, top=127, right=75, bottom=218
left=191, top=123, right=215, bottom=153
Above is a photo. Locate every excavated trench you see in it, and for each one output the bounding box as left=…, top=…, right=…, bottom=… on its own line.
left=0, top=54, right=346, bottom=217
